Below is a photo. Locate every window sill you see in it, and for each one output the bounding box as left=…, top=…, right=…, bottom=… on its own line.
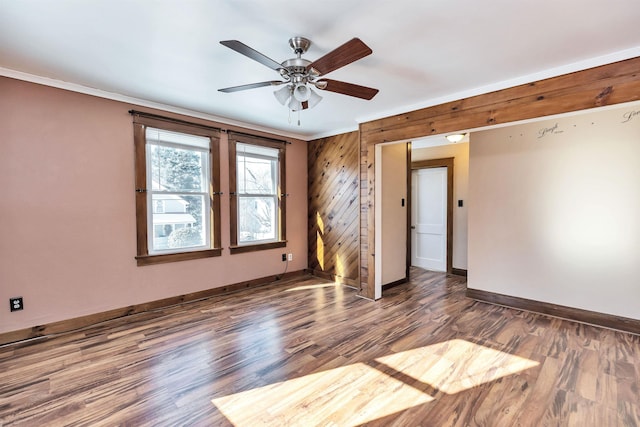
left=229, top=241, right=287, bottom=254
left=136, top=248, right=222, bottom=266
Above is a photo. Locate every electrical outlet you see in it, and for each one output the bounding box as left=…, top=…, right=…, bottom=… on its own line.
left=10, top=297, right=23, bottom=312
left=282, top=253, right=287, bottom=262
left=288, top=253, right=293, bottom=261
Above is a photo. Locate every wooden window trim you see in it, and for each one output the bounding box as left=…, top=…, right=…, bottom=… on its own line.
left=229, top=241, right=287, bottom=255
left=131, top=111, right=222, bottom=266
left=228, top=132, right=287, bottom=253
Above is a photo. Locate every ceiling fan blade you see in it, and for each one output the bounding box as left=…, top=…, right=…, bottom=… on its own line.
left=307, top=38, right=372, bottom=76
left=317, top=79, right=379, bottom=100
left=220, top=40, right=283, bottom=71
left=218, top=81, right=284, bottom=93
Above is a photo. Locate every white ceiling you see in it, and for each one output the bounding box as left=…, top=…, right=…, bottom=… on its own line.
left=2, top=0, right=640, bottom=140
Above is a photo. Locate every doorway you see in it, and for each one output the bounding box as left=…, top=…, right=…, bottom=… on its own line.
left=410, top=158, right=454, bottom=274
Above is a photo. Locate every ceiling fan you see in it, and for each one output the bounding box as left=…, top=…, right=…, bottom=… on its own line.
left=218, top=37, right=379, bottom=114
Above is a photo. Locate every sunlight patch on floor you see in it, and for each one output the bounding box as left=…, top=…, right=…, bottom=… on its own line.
left=211, top=339, right=538, bottom=425
left=211, top=362, right=433, bottom=426
left=376, top=339, right=539, bottom=394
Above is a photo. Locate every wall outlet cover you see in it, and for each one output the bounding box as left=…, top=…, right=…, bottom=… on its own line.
left=10, top=297, right=24, bottom=312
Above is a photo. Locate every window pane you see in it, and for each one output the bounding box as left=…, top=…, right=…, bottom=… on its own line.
left=149, top=144, right=207, bottom=192
left=238, top=196, right=276, bottom=243
left=237, top=155, right=275, bottom=195
left=151, top=194, right=206, bottom=251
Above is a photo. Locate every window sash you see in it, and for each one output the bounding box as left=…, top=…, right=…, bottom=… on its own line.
left=237, top=153, right=278, bottom=196
left=236, top=150, right=279, bottom=245
left=145, top=139, right=212, bottom=255
left=147, top=141, right=209, bottom=193
left=237, top=194, right=278, bottom=244
left=147, top=192, right=211, bottom=255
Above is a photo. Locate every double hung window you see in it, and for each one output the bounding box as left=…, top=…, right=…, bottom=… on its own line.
left=132, top=112, right=221, bottom=265
left=229, top=133, right=286, bottom=253
left=146, top=127, right=210, bottom=253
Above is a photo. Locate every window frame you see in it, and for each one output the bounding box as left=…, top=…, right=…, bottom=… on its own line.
left=228, top=132, right=287, bottom=254
left=132, top=111, right=222, bottom=266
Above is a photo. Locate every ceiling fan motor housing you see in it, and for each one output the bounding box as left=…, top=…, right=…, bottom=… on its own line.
left=281, top=58, right=312, bottom=73
left=282, top=37, right=316, bottom=85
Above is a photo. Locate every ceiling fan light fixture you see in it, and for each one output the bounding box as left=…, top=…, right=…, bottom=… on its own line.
left=288, top=97, right=303, bottom=112
left=293, top=83, right=311, bottom=102
left=308, top=88, right=322, bottom=109
left=274, top=85, right=292, bottom=105
left=314, top=80, right=328, bottom=90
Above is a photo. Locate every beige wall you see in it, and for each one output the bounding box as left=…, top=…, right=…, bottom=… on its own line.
left=412, top=142, right=469, bottom=270
left=375, top=143, right=408, bottom=293
left=468, top=103, right=640, bottom=319
left=0, top=77, right=308, bottom=334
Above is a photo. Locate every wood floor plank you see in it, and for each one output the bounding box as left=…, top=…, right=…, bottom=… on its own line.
left=1, top=269, right=639, bottom=426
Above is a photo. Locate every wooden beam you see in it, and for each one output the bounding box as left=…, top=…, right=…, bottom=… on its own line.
left=361, top=57, right=640, bottom=145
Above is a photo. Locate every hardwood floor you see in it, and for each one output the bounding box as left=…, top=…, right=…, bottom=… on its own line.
left=1, top=268, right=639, bottom=426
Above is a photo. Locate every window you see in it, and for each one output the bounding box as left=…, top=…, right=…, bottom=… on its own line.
left=229, top=133, right=286, bottom=254
left=132, top=111, right=221, bottom=265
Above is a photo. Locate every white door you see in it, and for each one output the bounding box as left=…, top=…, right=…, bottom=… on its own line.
left=411, top=167, right=447, bottom=272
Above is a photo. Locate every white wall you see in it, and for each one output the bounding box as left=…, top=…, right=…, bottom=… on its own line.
left=412, top=142, right=469, bottom=270
left=375, top=143, right=408, bottom=296
left=469, top=103, right=640, bottom=319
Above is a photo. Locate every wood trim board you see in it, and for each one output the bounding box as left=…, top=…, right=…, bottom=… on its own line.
left=451, top=268, right=468, bottom=277
left=467, top=288, right=640, bottom=335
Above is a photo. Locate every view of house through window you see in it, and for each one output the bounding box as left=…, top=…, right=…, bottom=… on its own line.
left=146, top=127, right=211, bottom=253
left=236, top=143, right=279, bottom=244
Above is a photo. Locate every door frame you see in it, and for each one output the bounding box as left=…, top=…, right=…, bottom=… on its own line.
left=409, top=157, right=454, bottom=274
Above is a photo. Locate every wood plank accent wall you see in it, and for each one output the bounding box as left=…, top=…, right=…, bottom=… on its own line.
left=358, top=56, right=640, bottom=299
left=308, top=131, right=361, bottom=287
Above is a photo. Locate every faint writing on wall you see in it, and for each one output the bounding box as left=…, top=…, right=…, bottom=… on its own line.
left=537, top=123, right=563, bottom=139
left=622, top=110, right=640, bottom=123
